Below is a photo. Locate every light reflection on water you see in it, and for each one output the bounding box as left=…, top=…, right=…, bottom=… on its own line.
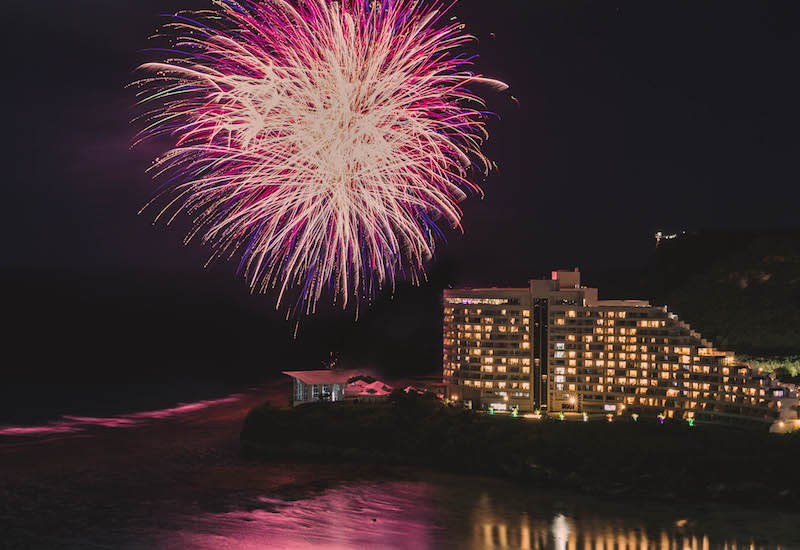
left=0, top=394, right=244, bottom=437
left=476, top=513, right=757, bottom=550
left=157, top=479, right=799, bottom=550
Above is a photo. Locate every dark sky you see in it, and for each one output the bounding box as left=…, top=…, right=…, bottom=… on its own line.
left=3, top=1, right=800, bottom=391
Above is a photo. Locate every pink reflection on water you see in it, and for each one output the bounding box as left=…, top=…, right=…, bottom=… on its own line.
left=0, top=425, right=81, bottom=436
left=0, top=394, right=243, bottom=438
left=159, top=482, right=442, bottom=550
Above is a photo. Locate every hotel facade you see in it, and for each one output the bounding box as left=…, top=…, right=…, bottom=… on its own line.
left=443, top=269, right=799, bottom=432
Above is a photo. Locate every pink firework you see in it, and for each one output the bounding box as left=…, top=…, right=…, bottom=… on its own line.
left=133, top=0, right=506, bottom=315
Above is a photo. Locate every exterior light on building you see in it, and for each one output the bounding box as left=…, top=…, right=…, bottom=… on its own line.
left=631, top=413, right=639, bottom=422
left=488, top=407, right=494, bottom=415
left=558, top=412, right=565, bottom=421
left=687, top=418, right=695, bottom=427
left=657, top=414, right=666, bottom=424
left=606, top=414, right=614, bottom=423
left=582, top=412, right=588, bottom=422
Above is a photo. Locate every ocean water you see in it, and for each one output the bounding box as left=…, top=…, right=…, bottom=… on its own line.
left=2, top=385, right=798, bottom=550
left=155, top=478, right=800, bottom=550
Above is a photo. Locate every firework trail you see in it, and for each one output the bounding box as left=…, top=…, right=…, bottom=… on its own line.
left=133, top=0, right=506, bottom=316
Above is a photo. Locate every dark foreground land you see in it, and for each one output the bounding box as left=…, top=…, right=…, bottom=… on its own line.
left=242, top=392, right=800, bottom=508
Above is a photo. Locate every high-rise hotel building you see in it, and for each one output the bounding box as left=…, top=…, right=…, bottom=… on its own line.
left=443, top=269, right=799, bottom=432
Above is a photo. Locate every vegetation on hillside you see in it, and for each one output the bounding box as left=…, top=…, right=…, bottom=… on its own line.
left=740, top=355, right=800, bottom=380
left=643, top=230, right=800, bottom=362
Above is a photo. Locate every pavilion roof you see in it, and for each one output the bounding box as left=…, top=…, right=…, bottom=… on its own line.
left=282, top=369, right=362, bottom=385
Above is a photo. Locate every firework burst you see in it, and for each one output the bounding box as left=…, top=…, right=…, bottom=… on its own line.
left=133, top=0, right=506, bottom=315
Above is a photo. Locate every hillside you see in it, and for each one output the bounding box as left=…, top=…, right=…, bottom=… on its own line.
left=641, top=229, right=800, bottom=375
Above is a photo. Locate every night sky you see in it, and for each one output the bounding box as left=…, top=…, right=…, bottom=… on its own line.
left=3, top=1, right=800, bottom=398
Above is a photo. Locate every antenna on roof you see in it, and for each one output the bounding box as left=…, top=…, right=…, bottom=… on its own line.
left=323, top=351, right=339, bottom=370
